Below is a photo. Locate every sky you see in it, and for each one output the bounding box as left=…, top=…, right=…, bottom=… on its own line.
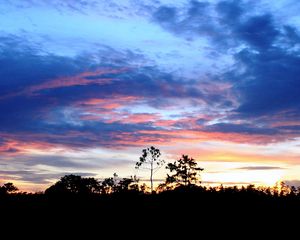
left=0, top=0, right=300, bottom=191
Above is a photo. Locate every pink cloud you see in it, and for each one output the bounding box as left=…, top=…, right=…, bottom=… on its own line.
left=122, top=113, right=159, bottom=124
left=1, top=68, right=129, bottom=99
left=0, top=136, right=55, bottom=155
left=28, top=68, right=129, bottom=95
left=77, top=95, right=147, bottom=123
left=83, top=96, right=139, bottom=105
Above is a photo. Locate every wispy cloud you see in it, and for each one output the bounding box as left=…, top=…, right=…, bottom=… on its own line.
left=236, top=166, right=285, bottom=171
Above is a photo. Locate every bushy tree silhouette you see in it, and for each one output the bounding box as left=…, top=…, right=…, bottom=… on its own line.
left=100, top=173, right=140, bottom=194
left=45, top=174, right=100, bottom=195
left=100, top=174, right=117, bottom=194
left=136, top=146, right=164, bottom=193
left=166, top=155, right=204, bottom=188
left=0, top=182, right=18, bottom=195
left=115, top=175, right=139, bottom=193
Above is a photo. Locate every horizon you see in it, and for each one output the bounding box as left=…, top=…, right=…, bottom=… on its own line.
left=0, top=0, right=300, bottom=192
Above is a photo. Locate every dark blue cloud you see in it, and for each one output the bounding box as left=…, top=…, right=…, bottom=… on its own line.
left=196, top=118, right=208, bottom=125
left=235, top=14, right=279, bottom=49
left=152, top=1, right=217, bottom=41
left=153, top=6, right=177, bottom=24
left=152, top=0, right=281, bottom=49
left=216, top=2, right=279, bottom=49
left=0, top=35, right=94, bottom=134
left=0, top=36, right=87, bottom=95
left=277, top=125, right=300, bottom=132
left=282, top=25, right=300, bottom=46
left=204, top=123, right=279, bottom=135
left=232, top=47, right=300, bottom=118
left=216, top=0, right=244, bottom=24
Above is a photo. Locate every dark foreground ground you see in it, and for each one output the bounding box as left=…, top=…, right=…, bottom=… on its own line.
left=1, top=188, right=300, bottom=234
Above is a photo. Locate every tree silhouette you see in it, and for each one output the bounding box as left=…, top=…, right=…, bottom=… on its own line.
left=136, top=146, right=164, bottom=193
left=101, top=177, right=115, bottom=194
left=101, top=173, right=140, bottom=194
left=0, top=182, right=18, bottom=195
left=81, top=177, right=101, bottom=194
left=45, top=174, right=100, bottom=195
left=166, top=155, right=204, bottom=187
left=100, top=173, right=119, bottom=194
left=115, top=175, right=139, bottom=193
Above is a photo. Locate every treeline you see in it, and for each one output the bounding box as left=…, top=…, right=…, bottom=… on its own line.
left=1, top=174, right=300, bottom=198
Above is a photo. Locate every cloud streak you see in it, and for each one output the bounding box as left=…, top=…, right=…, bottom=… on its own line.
left=236, top=166, right=285, bottom=171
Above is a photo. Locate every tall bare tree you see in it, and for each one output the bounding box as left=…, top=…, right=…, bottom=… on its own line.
left=136, top=146, right=164, bottom=193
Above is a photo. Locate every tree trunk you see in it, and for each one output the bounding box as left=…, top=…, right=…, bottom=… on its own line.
left=150, top=160, right=153, bottom=193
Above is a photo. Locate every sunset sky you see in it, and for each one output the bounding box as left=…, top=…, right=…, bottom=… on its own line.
left=1, top=0, right=300, bottom=191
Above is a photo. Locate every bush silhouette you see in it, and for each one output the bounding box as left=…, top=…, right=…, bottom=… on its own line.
left=45, top=174, right=101, bottom=195
left=0, top=182, right=18, bottom=195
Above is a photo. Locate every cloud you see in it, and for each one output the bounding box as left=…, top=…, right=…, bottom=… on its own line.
left=236, top=166, right=285, bottom=171
left=232, top=47, right=300, bottom=118
left=152, top=1, right=219, bottom=41
left=151, top=0, right=300, bottom=142
left=151, top=0, right=291, bottom=51
left=216, top=0, right=244, bottom=24
left=220, top=3, right=300, bottom=123
left=282, top=25, right=300, bottom=46
left=0, top=170, right=60, bottom=184
left=0, top=170, right=96, bottom=185
left=1, top=1, right=300, bottom=188
left=0, top=151, right=134, bottom=187
left=284, top=180, right=300, bottom=187
left=7, top=68, right=126, bottom=98
left=0, top=0, right=100, bottom=13
left=204, top=123, right=279, bottom=135
left=0, top=36, right=83, bottom=94
left=236, top=14, right=279, bottom=49
left=21, top=155, right=96, bottom=168
left=0, top=153, right=133, bottom=170
left=277, top=125, right=300, bottom=132
left=0, top=33, right=241, bottom=150
left=203, top=180, right=256, bottom=185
